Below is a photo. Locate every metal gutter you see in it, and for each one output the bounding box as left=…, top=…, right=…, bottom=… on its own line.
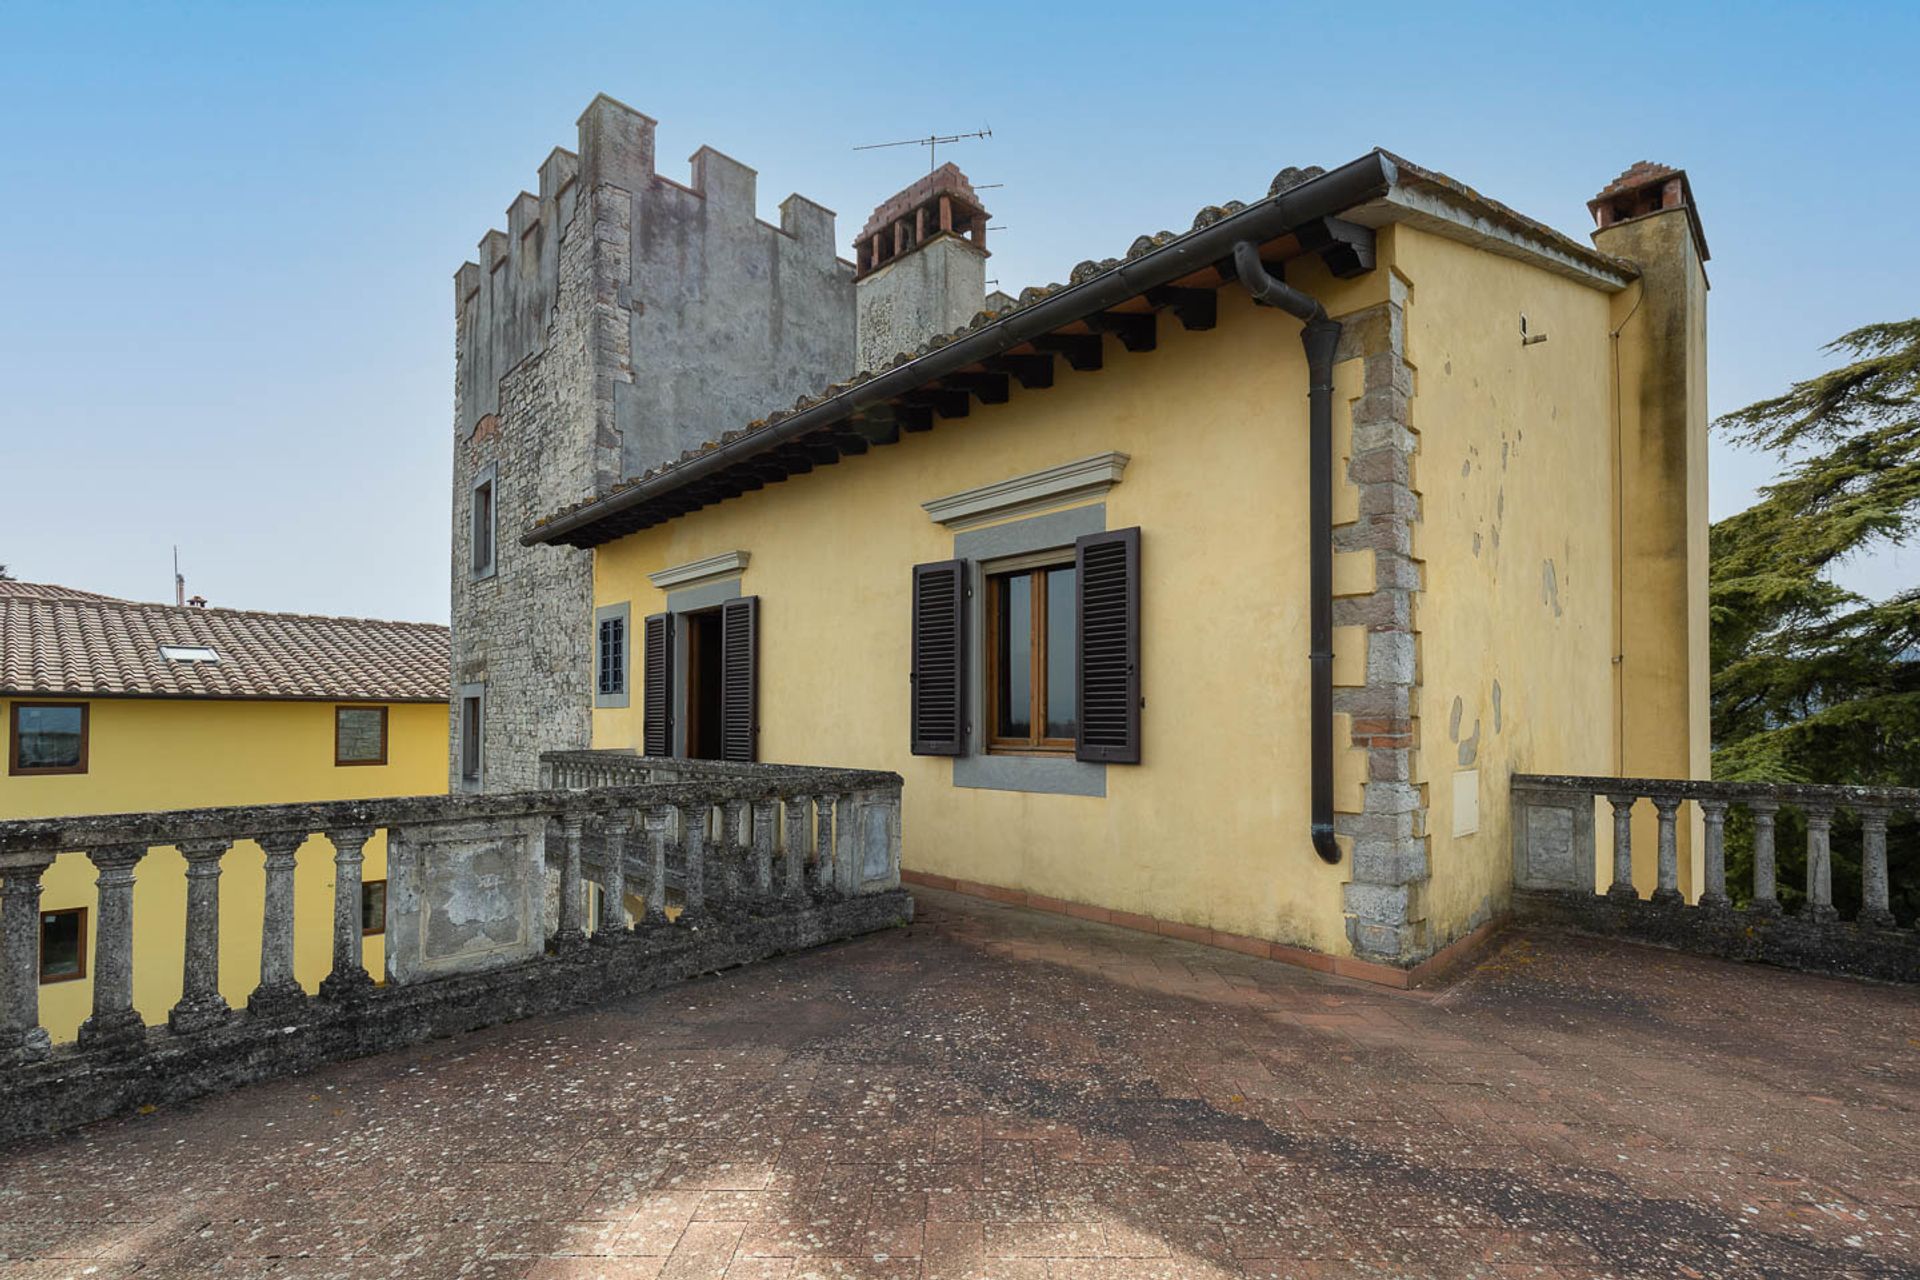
left=523, top=150, right=1400, bottom=549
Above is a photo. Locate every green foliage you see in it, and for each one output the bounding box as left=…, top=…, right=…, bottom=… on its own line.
left=1711, top=320, right=1920, bottom=921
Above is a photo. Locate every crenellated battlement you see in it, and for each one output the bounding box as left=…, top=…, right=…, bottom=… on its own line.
left=449, top=94, right=856, bottom=793
left=453, top=94, right=854, bottom=443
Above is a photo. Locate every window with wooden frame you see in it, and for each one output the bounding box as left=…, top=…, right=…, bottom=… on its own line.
left=361, top=880, right=386, bottom=935
left=39, top=907, right=86, bottom=983
left=334, top=705, right=388, bottom=766
left=985, top=554, right=1079, bottom=755
left=9, top=702, right=89, bottom=776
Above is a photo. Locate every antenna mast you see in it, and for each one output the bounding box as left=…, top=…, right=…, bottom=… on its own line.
left=853, top=126, right=992, bottom=173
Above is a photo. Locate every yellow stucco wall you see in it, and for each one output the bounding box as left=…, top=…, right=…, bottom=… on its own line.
left=596, top=261, right=1388, bottom=956
left=588, top=224, right=1704, bottom=961
left=1396, top=226, right=1623, bottom=945
left=2, top=697, right=447, bottom=1041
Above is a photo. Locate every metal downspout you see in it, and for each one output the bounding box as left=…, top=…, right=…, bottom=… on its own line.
left=1232, top=241, right=1343, bottom=865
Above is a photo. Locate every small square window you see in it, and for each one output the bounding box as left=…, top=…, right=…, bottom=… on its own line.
left=361, top=880, right=387, bottom=935
left=334, top=705, right=389, bottom=766
left=39, top=908, right=86, bottom=983
left=10, top=703, right=89, bottom=776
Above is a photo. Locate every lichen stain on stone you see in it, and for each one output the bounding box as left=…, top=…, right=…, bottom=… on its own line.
left=1541, top=559, right=1562, bottom=618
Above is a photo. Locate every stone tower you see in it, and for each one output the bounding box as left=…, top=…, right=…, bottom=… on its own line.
left=450, top=94, right=856, bottom=790
left=852, top=164, right=991, bottom=373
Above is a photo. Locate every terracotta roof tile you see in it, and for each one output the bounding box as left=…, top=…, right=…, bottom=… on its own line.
left=0, top=580, right=125, bottom=603
left=0, top=586, right=448, bottom=702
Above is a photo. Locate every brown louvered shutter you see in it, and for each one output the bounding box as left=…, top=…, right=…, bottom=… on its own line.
left=1075, top=527, right=1141, bottom=764
left=911, top=560, right=967, bottom=756
left=720, top=596, right=758, bottom=762
left=642, top=611, right=674, bottom=757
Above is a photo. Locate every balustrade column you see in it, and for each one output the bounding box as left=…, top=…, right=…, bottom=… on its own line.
left=170, top=839, right=234, bottom=1031
left=318, top=827, right=377, bottom=998
left=835, top=794, right=861, bottom=895
left=1, top=856, right=54, bottom=1063
left=1804, top=806, right=1837, bottom=923
left=78, top=843, right=148, bottom=1049
left=251, top=832, right=306, bottom=1014
left=643, top=806, right=671, bottom=925
left=1651, top=796, right=1683, bottom=906
left=1606, top=795, right=1637, bottom=900
left=751, top=799, right=777, bottom=895
left=596, top=812, right=631, bottom=943
left=814, top=797, right=836, bottom=892
left=783, top=797, right=812, bottom=897
left=720, top=802, right=744, bottom=897
left=1858, top=807, right=1893, bottom=928
left=1697, top=800, right=1730, bottom=910
left=554, top=815, right=588, bottom=954
left=681, top=804, right=707, bottom=921
left=1749, top=801, right=1780, bottom=914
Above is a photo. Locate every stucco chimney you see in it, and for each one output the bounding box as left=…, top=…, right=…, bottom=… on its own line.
left=1589, top=161, right=1712, bottom=892
left=853, top=163, right=990, bottom=373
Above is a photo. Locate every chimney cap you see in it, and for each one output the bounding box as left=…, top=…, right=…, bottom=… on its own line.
left=1588, top=161, right=1709, bottom=263
left=856, top=163, right=986, bottom=245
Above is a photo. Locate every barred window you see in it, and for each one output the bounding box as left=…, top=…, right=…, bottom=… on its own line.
left=598, top=615, right=626, bottom=697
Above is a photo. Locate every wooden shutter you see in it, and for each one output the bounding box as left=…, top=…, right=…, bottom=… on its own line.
left=642, top=611, right=674, bottom=757
left=1075, top=527, right=1141, bottom=764
left=911, top=560, right=967, bottom=756
left=720, top=596, right=759, bottom=763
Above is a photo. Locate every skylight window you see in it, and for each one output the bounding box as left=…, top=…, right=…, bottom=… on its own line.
left=159, top=644, right=220, bottom=663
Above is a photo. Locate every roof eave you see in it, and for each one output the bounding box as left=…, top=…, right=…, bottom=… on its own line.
left=522, top=150, right=1401, bottom=551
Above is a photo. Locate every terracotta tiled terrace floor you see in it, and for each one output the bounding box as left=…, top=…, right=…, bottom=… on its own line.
left=3, top=888, right=1918, bottom=1280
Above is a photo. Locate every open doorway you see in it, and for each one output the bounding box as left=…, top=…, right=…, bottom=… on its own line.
left=682, top=608, right=725, bottom=760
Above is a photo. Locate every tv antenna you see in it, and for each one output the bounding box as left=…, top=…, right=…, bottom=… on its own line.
left=854, top=126, right=992, bottom=172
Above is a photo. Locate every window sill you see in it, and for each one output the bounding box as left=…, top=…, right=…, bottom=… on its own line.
left=954, top=752, right=1105, bottom=798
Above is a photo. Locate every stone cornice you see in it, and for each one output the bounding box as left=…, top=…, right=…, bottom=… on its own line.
left=922, top=453, right=1130, bottom=531
left=646, top=550, right=750, bottom=591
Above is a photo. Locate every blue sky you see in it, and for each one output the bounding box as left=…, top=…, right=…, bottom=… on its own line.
left=2, top=1, right=1915, bottom=622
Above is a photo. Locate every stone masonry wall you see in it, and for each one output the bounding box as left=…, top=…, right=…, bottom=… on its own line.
left=450, top=96, right=855, bottom=791
left=1332, top=281, right=1430, bottom=963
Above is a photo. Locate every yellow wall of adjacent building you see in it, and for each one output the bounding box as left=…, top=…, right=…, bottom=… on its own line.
left=1395, top=226, right=1623, bottom=946
left=596, top=260, right=1389, bottom=957
left=1, top=697, right=447, bottom=1041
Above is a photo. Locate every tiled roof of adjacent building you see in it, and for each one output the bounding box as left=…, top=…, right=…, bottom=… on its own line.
left=0, top=584, right=449, bottom=702
left=0, top=580, right=125, bottom=603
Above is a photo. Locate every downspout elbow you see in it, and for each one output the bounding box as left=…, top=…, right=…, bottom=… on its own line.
left=1232, top=240, right=1327, bottom=325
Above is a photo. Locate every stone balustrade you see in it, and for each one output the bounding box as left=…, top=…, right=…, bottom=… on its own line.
left=0, top=760, right=908, bottom=1141
left=1511, top=774, right=1918, bottom=981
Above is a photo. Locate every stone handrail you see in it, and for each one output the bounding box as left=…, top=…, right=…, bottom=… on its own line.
left=0, top=759, right=906, bottom=1136
left=1511, top=773, right=1917, bottom=981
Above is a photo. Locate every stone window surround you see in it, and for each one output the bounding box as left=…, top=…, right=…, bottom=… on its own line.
left=594, top=602, right=631, bottom=710
left=456, top=682, right=486, bottom=792
left=662, top=577, right=743, bottom=758
left=953, top=504, right=1108, bottom=798
left=469, top=463, right=498, bottom=582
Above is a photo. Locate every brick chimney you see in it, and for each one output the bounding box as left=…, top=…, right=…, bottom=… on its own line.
left=853, top=163, right=990, bottom=373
